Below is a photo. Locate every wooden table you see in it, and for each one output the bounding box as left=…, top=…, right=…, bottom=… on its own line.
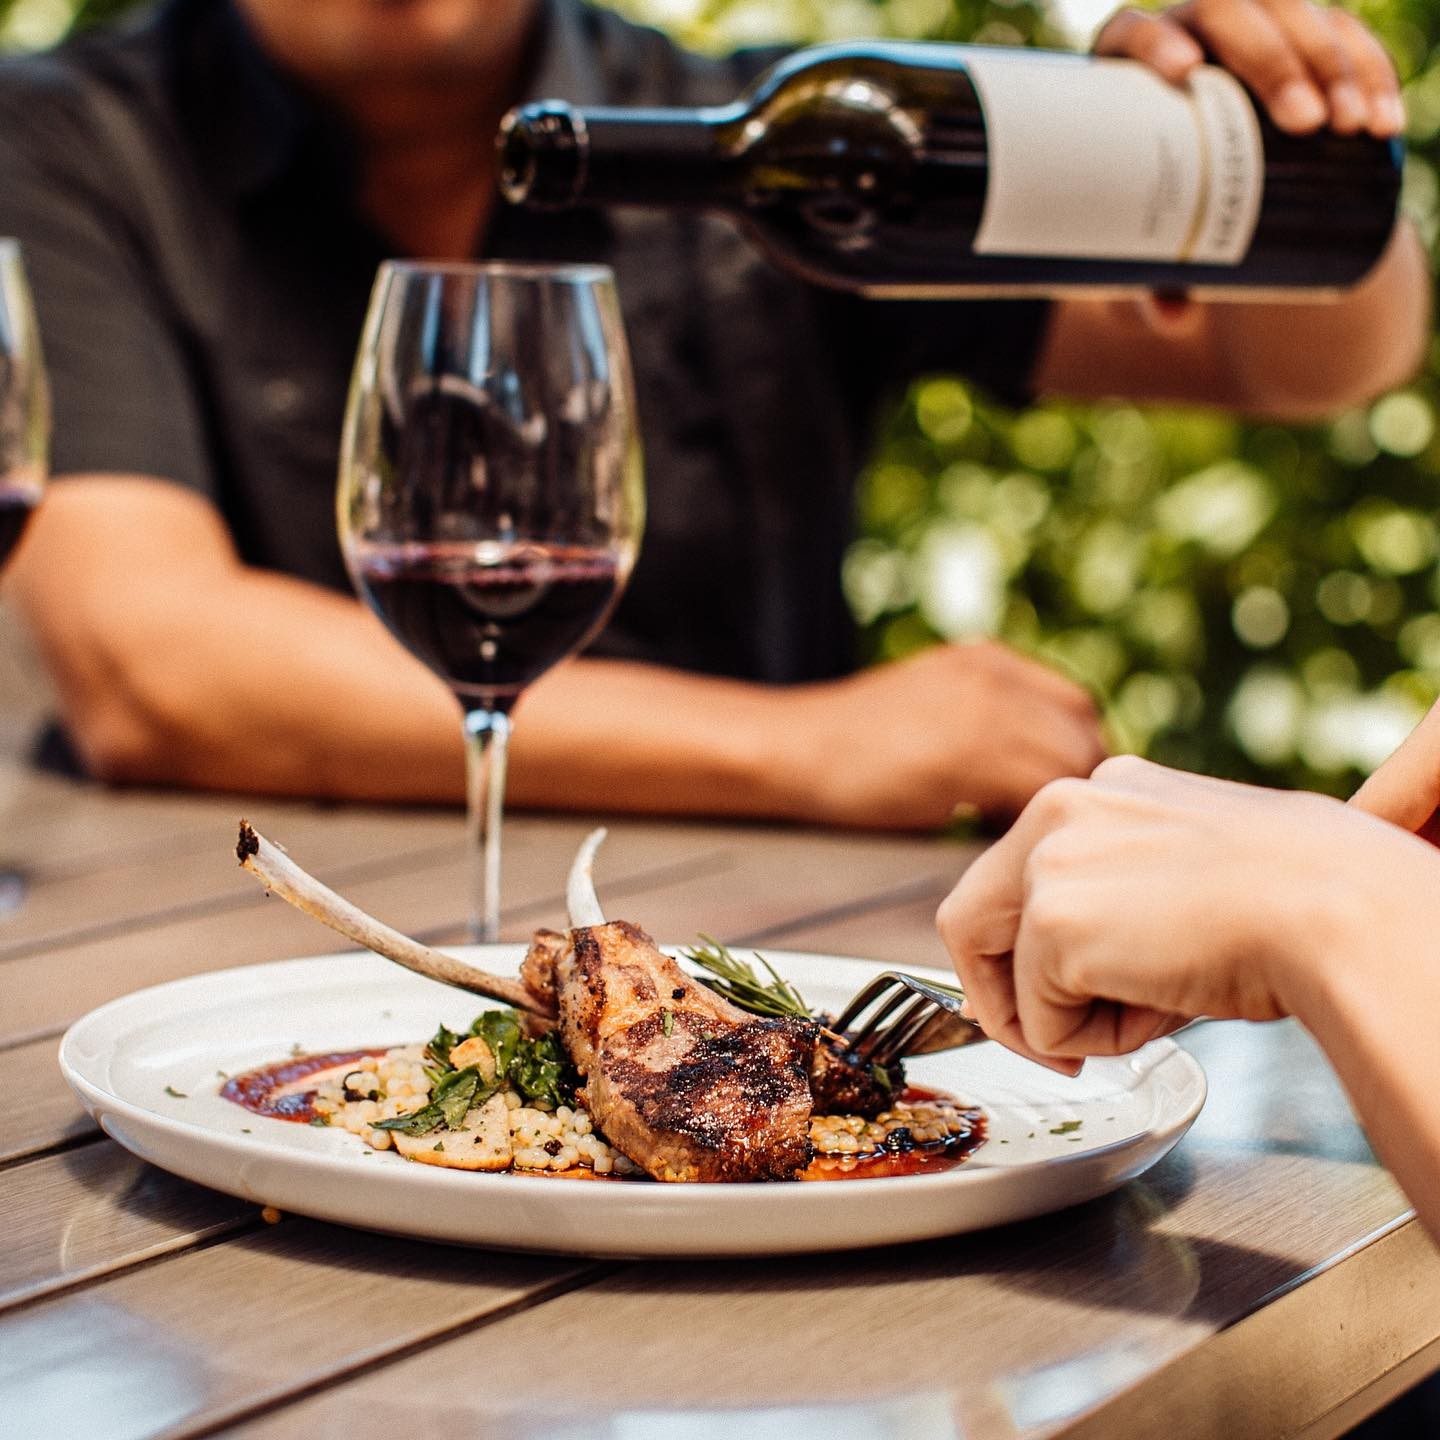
left=2, top=758, right=1437, bottom=1440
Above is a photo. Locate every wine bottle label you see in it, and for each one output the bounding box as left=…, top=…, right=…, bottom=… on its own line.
left=964, top=51, right=1264, bottom=266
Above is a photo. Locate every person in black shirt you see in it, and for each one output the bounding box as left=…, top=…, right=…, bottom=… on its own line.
left=0, top=0, right=1424, bottom=826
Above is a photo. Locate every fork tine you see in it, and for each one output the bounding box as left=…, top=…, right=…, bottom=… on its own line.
left=829, top=973, right=895, bottom=1035
left=868, top=997, right=943, bottom=1067
left=833, top=970, right=983, bottom=1065
left=832, top=973, right=910, bottom=1038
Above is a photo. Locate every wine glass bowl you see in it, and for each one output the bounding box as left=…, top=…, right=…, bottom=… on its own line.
left=0, top=239, right=48, bottom=570
left=0, top=238, right=50, bottom=924
left=338, top=261, right=642, bottom=940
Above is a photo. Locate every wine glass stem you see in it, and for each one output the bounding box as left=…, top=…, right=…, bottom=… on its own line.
left=463, top=706, right=511, bottom=944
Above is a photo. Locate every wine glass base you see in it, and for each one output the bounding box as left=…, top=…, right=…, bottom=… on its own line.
left=0, top=866, right=25, bottom=918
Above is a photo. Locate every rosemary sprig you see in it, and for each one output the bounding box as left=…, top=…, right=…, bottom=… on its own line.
left=682, top=935, right=813, bottom=1020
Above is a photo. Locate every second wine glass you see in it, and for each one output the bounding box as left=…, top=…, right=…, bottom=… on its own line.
left=0, top=239, right=50, bottom=921
left=338, top=261, right=643, bottom=941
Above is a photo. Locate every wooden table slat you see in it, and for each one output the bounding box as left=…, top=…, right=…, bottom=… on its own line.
left=0, top=1143, right=258, bottom=1310
left=0, top=1217, right=599, bottom=1439
left=215, top=1143, right=1415, bottom=1440
left=0, top=1035, right=93, bottom=1163
left=0, top=807, right=463, bottom=963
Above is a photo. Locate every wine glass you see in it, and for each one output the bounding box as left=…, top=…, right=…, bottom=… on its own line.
left=0, top=241, right=47, bottom=569
left=0, top=239, right=50, bottom=921
left=338, top=261, right=643, bottom=942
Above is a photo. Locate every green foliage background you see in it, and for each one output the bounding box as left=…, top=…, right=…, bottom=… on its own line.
left=4, top=0, right=1439, bottom=793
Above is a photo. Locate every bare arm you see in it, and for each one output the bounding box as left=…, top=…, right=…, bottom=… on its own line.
left=6, top=476, right=1105, bottom=826
left=1038, top=223, right=1429, bottom=419
left=936, top=756, right=1440, bottom=1238
left=1038, top=0, right=1430, bottom=419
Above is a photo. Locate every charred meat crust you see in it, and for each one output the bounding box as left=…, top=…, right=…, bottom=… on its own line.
left=519, top=921, right=910, bottom=1179
left=555, top=921, right=817, bottom=1182
left=809, top=1039, right=905, bottom=1119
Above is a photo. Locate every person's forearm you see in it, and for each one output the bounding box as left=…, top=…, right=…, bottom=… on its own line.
left=70, top=564, right=470, bottom=800
left=508, top=659, right=802, bottom=818
left=1037, top=221, right=1430, bottom=417
left=1206, top=221, right=1431, bottom=422
left=1284, top=876, right=1440, bottom=1238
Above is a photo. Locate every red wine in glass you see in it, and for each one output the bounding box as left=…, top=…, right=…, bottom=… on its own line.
left=354, top=541, right=623, bottom=709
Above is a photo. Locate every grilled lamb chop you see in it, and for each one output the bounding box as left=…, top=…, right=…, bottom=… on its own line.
left=809, top=1038, right=902, bottom=1118
left=525, top=921, right=817, bottom=1183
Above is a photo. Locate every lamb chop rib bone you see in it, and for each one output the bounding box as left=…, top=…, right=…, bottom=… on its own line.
left=235, top=820, right=550, bottom=1017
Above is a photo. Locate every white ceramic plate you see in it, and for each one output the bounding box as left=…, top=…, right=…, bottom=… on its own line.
left=59, top=947, right=1205, bottom=1257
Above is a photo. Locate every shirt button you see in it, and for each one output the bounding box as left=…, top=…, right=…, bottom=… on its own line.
left=262, top=378, right=304, bottom=416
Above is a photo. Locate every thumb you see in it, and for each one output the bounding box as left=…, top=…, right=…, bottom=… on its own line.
left=1350, top=700, right=1440, bottom=832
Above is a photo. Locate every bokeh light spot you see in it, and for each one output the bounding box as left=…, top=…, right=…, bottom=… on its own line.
left=1369, top=391, right=1435, bottom=457
left=1232, top=586, right=1290, bottom=649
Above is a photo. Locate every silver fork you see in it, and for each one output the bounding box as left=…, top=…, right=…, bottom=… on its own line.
left=831, top=971, right=986, bottom=1066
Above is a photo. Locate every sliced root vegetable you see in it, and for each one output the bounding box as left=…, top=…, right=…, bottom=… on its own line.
left=393, top=1094, right=514, bottom=1171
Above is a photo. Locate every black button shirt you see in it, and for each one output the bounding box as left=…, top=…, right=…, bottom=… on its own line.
left=0, top=0, right=1050, bottom=684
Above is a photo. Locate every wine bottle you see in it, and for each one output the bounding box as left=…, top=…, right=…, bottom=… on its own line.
left=497, top=42, right=1402, bottom=298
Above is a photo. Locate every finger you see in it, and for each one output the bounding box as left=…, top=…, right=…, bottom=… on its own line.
left=1013, top=910, right=1185, bottom=1058
left=1266, top=0, right=1366, bottom=133
left=1328, top=7, right=1405, bottom=136
left=938, top=869, right=1064, bottom=1069
left=937, top=836, right=1029, bottom=967
left=1095, top=8, right=1206, bottom=83
left=1189, top=0, right=1329, bottom=132
left=936, top=785, right=1086, bottom=1012
left=1350, top=700, right=1440, bottom=832
left=1134, top=290, right=1205, bottom=338
left=953, top=641, right=1103, bottom=722
left=980, top=734, right=1108, bottom=820
left=1028, top=726, right=1110, bottom=791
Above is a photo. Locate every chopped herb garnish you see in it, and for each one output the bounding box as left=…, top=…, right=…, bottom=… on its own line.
left=870, top=1063, right=893, bottom=1092
left=434, top=1141, right=445, bottom=1152
left=424, top=1023, right=466, bottom=1071
left=241, top=1128, right=252, bottom=1134
left=375, top=1008, right=578, bottom=1136
left=1049, top=1120, right=1083, bottom=1136
left=164, top=1085, right=187, bottom=1098
left=682, top=935, right=812, bottom=1019
left=662, top=1009, right=674, bottom=1037
left=309, top=1115, right=329, bottom=1127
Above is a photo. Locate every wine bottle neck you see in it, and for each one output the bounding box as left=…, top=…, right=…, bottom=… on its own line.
left=499, top=101, right=737, bottom=209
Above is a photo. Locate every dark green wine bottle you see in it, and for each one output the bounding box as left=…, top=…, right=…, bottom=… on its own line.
left=498, top=41, right=1402, bottom=298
